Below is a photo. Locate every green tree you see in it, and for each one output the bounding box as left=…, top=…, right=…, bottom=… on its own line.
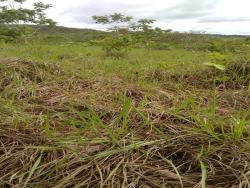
left=130, top=18, right=157, bottom=49
left=0, top=0, right=56, bottom=42
left=92, top=13, right=133, bottom=58
left=92, top=13, right=132, bottom=32
left=92, top=13, right=165, bottom=53
left=131, top=18, right=155, bottom=33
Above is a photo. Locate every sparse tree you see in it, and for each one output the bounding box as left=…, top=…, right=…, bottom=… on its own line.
left=92, top=13, right=167, bottom=53
left=92, top=13, right=133, bottom=58
left=92, top=13, right=132, bottom=33
left=130, top=18, right=156, bottom=49
left=131, top=18, right=155, bottom=33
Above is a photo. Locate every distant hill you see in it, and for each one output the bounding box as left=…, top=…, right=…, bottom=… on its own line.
left=30, top=25, right=105, bottom=43
left=32, top=25, right=249, bottom=41
left=3, top=24, right=249, bottom=52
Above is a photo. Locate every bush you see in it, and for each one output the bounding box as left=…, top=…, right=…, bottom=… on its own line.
left=0, top=25, right=37, bottom=43
left=0, top=25, right=22, bottom=42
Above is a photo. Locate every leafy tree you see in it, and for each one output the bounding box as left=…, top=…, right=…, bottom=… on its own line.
left=92, top=13, right=132, bottom=32
left=131, top=18, right=155, bottom=33
left=0, top=0, right=56, bottom=42
left=130, top=18, right=157, bottom=49
left=92, top=13, right=166, bottom=53
left=92, top=13, right=133, bottom=58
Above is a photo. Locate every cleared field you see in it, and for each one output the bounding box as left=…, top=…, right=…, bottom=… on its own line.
left=0, top=40, right=250, bottom=187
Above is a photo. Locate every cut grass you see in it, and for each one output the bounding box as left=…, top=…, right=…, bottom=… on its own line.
left=0, top=42, right=249, bottom=187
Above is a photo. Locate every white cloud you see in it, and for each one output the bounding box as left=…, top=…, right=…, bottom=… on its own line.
left=23, top=0, right=250, bottom=35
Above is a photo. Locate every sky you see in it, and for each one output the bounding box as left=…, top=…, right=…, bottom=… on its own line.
left=24, top=0, right=250, bottom=35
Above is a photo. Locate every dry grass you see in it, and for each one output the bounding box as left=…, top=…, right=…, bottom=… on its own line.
left=1, top=127, right=250, bottom=188
left=171, top=59, right=250, bottom=90
left=0, top=57, right=250, bottom=187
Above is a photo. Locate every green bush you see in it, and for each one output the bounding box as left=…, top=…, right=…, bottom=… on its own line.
left=0, top=25, right=36, bottom=43
left=0, top=25, right=22, bottom=42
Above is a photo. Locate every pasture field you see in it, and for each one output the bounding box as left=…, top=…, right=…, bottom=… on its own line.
left=0, top=31, right=250, bottom=187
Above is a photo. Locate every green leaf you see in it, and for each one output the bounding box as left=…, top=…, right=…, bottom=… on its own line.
left=204, top=62, right=225, bottom=71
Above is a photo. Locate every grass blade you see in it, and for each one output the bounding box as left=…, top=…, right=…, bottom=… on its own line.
left=199, top=160, right=207, bottom=188
left=23, top=151, right=43, bottom=187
